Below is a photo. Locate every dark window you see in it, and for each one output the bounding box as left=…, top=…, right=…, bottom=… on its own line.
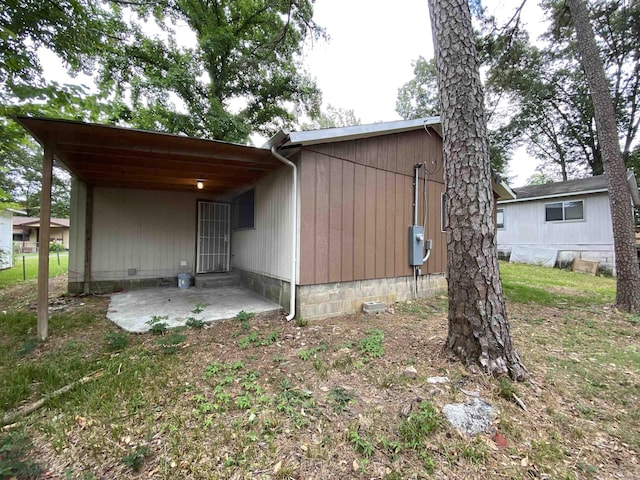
left=545, top=200, right=584, bottom=222
left=496, top=207, right=505, bottom=229
left=233, top=189, right=255, bottom=229
left=564, top=201, right=584, bottom=220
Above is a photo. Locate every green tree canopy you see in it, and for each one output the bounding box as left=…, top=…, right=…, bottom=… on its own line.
left=480, top=0, right=640, bottom=180
left=395, top=56, right=439, bottom=120
left=98, top=0, right=324, bottom=142
left=1, top=0, right=325, bottom=215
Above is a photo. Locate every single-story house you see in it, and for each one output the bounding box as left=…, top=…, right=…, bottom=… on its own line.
left=17, top=116, right=514, bottom=321
left=497, top=173, right=640, bottom=273
left=12, top=216, right=70, bottom=253
left=1, top=208, right=26, bottom=269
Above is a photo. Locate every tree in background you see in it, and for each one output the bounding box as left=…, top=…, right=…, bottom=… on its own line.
left=396, top=56, right=509, bottom=175
left=566, top=0, right=640, bottom=312
left=98, top=0, right=323, bottom=142
left=1, top=0, right=324, bottom=214
left=427, top=0, right=527, bottom=380
left=481, top=0, right=640, bottom=180
left=396, top=56, right=440, bottom=119
left=301, top=104, right=361, bottom=130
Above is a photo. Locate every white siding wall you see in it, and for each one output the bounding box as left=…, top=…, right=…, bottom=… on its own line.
left=497, top=192, right=613, bottom=251
left=232, top=166, right=293, bottom=282
left=68, top=178, right=87, bottom=283
left=0, top=210, right=13, bottom=269
left=91, top=189, right=202, bottom=280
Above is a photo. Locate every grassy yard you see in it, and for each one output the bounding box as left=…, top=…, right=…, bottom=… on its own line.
left=0, top=263, right=638, bottom=479
left=0, top=253, right=69, bottom=288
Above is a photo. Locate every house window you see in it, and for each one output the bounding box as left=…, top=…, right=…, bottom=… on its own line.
left=441, top=193, right=447, bottom=232
left=545, top=200, right=584, bottom=222
left=233, top=188, right=255, bottom=229
left=496, top=207, right=505, bottom=229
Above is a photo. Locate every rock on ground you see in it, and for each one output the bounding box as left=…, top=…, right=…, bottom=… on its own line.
left=442, top=398, right=497, bottom=435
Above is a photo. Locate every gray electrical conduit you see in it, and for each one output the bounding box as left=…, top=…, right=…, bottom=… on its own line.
left=270, top=146, right=297, bottom=321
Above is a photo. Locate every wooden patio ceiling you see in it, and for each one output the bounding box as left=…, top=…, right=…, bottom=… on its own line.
left=16, top=117, right=283, bottom=194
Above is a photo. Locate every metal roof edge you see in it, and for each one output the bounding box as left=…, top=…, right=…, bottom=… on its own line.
left=5, top=208, right=27, bottom=215
left=269, top=117, right=442, bottom=148
left=497, top=188, right=609, bottom=204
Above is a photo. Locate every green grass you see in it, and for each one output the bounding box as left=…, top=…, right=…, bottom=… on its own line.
left=0, top=253, right=69, bottom=287
left=1, top=259, right=638, bottom=479
left=500, top=261, right=616, bottom=305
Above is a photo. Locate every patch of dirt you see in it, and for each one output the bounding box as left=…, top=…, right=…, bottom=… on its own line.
left=2, top=282, right=639, bottom=480
left=0, top=274, right=68, bottom=311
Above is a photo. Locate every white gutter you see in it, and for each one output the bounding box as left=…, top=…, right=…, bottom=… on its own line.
left=270, top=146, right=297, bottom=321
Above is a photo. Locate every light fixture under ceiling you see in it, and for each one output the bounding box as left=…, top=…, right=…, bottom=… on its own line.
left=196, top=180, right=204, bottom=190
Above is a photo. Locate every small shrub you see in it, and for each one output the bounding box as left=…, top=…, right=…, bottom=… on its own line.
left=295, top=317, right=308, bottom=327
left=235, top=310, right=255, bottom=322
left=399, top=401, right=442, bottom=448
left=359, top=329, right=385, bottom=358
left=191, top=303, right=206, bottom=314
left=16, top=337, right=40, bottom=356
left=329, top=386, right=354, bottom=413
left=185, top=317, right=205, bottom=329
left=348, top=428, right=374, bottom=457
left=105, top=332, right=129, bottom=351
left=121, top=445, right=149, bottom=472
left=49, top=242, right=65, bottom=252
left=147, top=315, right=169, bottom=335
left=237, top=332, right=259, bottom=349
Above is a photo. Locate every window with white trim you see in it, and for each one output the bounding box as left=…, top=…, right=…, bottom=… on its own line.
left=545, top=200, right=583, bottom=222
left=496, top=207, right=505, bottom=229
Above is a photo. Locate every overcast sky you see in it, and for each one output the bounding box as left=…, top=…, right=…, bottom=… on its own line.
left=40, top=0, right=548, bottom=186
left=302, top=0, right=549, bottom=186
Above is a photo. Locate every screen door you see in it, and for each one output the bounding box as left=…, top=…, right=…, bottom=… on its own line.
left=196, top=201, right=230, bottom=273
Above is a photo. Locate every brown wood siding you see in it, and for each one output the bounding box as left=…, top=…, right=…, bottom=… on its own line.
left=353, top=164, right=366, bottom=280
left=315, top=154, right=330, bottom=284
left=299, top=151, right=316, bottom=285
left=385, top=171, right=396, bottom=278
left=328, top=157, right=342, bottom=283
left=298, top=128, right=446, bottom=285
left=341, top=162, right=354, bottom=282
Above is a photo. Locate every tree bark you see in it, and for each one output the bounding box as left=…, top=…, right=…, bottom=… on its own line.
left=567, top=0, right=640, bottom=312
left=428, top=0, right=528, bottom=380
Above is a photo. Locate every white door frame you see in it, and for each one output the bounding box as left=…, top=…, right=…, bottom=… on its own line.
left=196, top=201, right=230, bottom=274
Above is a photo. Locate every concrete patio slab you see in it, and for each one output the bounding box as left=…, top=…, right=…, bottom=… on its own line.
left=107, top=286, right=281, bottom=333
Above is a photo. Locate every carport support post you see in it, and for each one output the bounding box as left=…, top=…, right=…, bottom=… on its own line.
left=37, top=146, right=54, bottom=340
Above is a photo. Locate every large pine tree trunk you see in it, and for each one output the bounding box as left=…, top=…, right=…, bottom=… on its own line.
left=428, top=0, right=528, bottom=380
left=567, top=0, right=640, bottom=312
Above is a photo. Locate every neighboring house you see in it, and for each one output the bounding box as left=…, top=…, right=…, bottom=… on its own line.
left=1, top=208, right=26, bottom=269
left=17, top=116, right=514, bottom=320
left=497, top=173, right=640, bottom=273
left=12, top=217, right=71, bottom=253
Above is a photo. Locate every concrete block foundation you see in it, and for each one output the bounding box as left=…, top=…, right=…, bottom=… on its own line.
left=296, top=274, right=447, bottom=321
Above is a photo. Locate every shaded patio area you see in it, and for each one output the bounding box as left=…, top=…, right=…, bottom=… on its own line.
left=107, top=286, right=281, bottom=333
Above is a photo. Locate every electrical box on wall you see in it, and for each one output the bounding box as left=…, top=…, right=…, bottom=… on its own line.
left=408, top=225, right=425, bottom=266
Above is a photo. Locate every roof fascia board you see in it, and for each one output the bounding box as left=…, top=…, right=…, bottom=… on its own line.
left=266, top=117, right=442, bottom=149
left=498, top=188, right=609, bottom=204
